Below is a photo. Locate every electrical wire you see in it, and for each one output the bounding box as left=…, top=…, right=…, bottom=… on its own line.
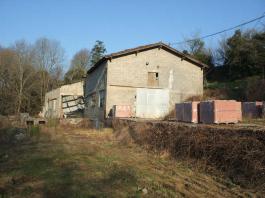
left=169, top=13, right=265, bottom=46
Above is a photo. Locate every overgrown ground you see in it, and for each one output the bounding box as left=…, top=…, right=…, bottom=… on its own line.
left=242, top=118, right=265, bottom=126
left=0, top=126, right=262, bottom=197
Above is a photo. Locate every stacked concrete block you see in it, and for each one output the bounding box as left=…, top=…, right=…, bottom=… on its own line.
left=242, top=102, right=263, bottom=118
left=200, top=100, right=242, bottom=124
left=183, top=102, right=199, bottom=123
left=175, top=103, right=184, bottom=121
left=113, top=105, right=132, bottom=118
left=175, top=102, right=199, bottom=123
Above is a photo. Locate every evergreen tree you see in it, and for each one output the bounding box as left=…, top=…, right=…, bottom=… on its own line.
left=222, top=29, right=265, bottom=80
left=90, top=40, right=106, bottom=67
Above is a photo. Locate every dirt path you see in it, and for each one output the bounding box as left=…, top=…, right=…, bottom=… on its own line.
left=0, top=127, right=261, bottom=197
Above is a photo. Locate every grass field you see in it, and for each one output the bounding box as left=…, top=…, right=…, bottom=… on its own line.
left=0, top=126, right=260, bottom=197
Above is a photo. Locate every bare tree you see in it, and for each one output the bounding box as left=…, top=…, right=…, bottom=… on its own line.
left=50, top=65, right=63, bottom=88
left=13, top=40, right=36, bottom=114
left=216, top=36, right=229, bottom=65
left=0, top=38, right=65, bottom=115
left=0, top=49, right=18, bottom=115
left=64, top=49, right=90, bottom=83
left=33, top=38, right=65, bottom=104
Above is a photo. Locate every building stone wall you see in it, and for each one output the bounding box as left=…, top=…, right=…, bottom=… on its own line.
left=84, top=62, right=107, bottom=120
left=84, top=47, right=203, bottom=121
left=43, top=81, right=84, bottom=118
left=106, top=48, right=203, bottom=116
left=60, top=81, right=84, bottom=96
left=106, top=86, right=137, bottom=117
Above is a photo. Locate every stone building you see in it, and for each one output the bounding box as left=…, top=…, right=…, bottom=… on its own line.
left=42, top=81, right=84, bottom=118
left=84, top=42, right=207, bottom=122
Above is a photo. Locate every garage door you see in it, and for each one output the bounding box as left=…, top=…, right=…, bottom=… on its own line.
left=136, top=88, right=169, bottom=118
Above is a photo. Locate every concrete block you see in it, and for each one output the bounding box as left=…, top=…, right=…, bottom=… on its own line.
left=200, top=100, right=242, bottom=124
left=183, top=102, right=199, bottom=123
left=242, top=102, right=263, bottom=118
left=175, top=103, right=184, bottom=121
left=175, top=102, right=199, bottom=123
left=113, top=105, right=132, bottom=118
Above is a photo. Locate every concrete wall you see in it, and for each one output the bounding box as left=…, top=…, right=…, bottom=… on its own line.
left=43, top=81, right=84, bottom=118
left=106, top=48, right=203, bottom=117
left=84, top=47, right=203, bottom=120
left=43, top=87, right=61, bottom=118
left=106, top=86, right=137, bottom=117
left=60, top=81, right=84, bottom=96
left=84, top=62, right=107, bottom=120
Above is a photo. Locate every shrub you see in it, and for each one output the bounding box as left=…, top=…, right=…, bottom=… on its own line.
left=246, top=77, right=265, bottom=101
left=113, top=119, right=265, bottom=191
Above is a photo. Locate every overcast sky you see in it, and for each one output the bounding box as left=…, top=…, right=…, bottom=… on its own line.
left=0, top=0, right=264, bottom=69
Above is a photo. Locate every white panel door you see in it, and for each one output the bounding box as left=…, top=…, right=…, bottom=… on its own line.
left=136, top=88, right=169, bottom=118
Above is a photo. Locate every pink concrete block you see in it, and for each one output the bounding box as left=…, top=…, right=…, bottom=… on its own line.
left=200, top=100, right=242, bottom=124
left=242, top=102, right=263, bottom=118
left=183, top=102, right=199, bottom=123
left=113, top=105, right=132, bottom=118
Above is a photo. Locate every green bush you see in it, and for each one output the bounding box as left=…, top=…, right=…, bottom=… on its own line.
left=28, top=125, right=40, bottom=137
left=205, top=76, right=265, bottom=101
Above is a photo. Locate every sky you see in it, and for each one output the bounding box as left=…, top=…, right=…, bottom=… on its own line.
left=0, top=0, right=264, bottom=69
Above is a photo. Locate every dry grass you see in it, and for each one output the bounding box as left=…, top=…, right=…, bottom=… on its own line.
left=163, top=109, right=176, bottom=120
left=242, top=118, right=265, bottom=126
left=112, top=119, right=265, bottom=194
left=185, top=89, right=228, bottom=102
left=58, top=118, right=92, bottom=130
left=0, top=121, right=261, bottom=197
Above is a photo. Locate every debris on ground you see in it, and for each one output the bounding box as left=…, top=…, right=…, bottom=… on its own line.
left=0, top=127, right=28, bottom=144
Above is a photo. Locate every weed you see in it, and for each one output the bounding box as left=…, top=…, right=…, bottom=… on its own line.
left=0, top=124, right=261, bottom=197
left=47, top=118, right=60, bottom=128
left=27, top=125, right=40, bottom=137
left=113, top=119, right=265, bottom=192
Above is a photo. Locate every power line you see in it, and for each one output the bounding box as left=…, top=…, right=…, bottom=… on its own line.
left=253, top=12, right=265, bottom=30
left=169, top=13, right=265, bottom=46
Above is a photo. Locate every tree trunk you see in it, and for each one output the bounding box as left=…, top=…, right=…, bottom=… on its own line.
left=16, top=63, right=23, bottom=114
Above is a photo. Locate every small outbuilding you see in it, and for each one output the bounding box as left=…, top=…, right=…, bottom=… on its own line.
left=42, top=81, right=84, bottom=118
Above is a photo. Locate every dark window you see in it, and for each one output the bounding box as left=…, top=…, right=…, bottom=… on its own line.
left=88, top=94, right=96, bottom=107
left=98, top=90, right=105, bottom=108
left=156, top=72, right=159, bottom=79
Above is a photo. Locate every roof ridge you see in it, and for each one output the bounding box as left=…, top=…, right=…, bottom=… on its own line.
left=87, top=42, right=208, bottom=73
left=105, top=42, right=163, bottom=58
